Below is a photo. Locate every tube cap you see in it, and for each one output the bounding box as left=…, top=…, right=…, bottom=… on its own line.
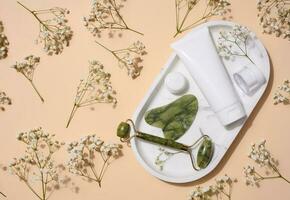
left=216, top=102, right=246, bottom=125
left=233, top=65, right=266, bottom=96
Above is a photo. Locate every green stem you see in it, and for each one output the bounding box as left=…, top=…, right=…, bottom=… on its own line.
left=280, top=175, right=290, bottom=184
left=174, top=13, right=210, bottom=37
left=245, top=54, right=255, bottom=65
left=24, top=181, right=43, bottom=200
left=30, top=81, right=44, bottom=103
left=257, top=173, right=290, bottom=184
left=126, top=27, right=144, bottom=36
left=95, top=41, right=127, bottom=67
left=66, top=103, right=78, bottom=128
left=174, top=8, right=191, bottom=37
left=0, top=191, right=6, bottom=198
left=173, top=30, right=181, bottom=38
left=98, top=157, right=110, bottom=184
left=108, top=0, right=143, bottom=35
left=89, top=165, right=101, bottom=187
left=41, top=172, right=46, bottom=200
left=178, top=8, right=191, bottom=32
left=269, top=162, right=290, bottom=184
left=17, top=1, right=51, bottom=32
left=218, top=188, right=231, bottom=200
left=95, top=40, right=113, bottom=53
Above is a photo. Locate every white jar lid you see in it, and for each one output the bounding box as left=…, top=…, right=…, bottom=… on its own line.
left=165, top=72, right=188, bottom=95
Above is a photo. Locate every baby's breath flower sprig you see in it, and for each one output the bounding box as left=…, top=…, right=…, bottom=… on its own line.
left=273, top=79, right=290, bottom=105
left=67, top=135, right=122, bottom=187
left=83, top=0, right=143, bottom=38
left=9, top=127, right=65, bottom=200
left=95, top=40, right=147, bottom=79
left=217, top=25, right=256, bottom=65
left=0, top=21, right=9, bottom=59
left=17, top=1, right=73, bottom=55
left=0, top=91, right=12, bottom=112
left=12, top=55, right=44, bottom=102
left=66, top=61, right=117, bottom=128
left=257, top=0, right=290, bottom=40
left=243, top=140, right=290, bottom=187
left=174, top=0, right=230, bottom=37
left=188, top=175, right=237, bottom=200
left=154, top=147, right=179, bottom=171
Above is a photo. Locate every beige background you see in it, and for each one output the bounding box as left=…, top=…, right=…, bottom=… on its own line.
left=0, top=0, right=290, bottom=199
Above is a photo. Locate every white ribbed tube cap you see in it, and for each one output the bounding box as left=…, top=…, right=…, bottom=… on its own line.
left=216, top=102, right=246, bottom=125
left=233, top=65, right=266, bottom=95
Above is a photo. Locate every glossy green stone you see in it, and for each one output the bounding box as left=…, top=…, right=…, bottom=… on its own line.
left=117, top=122, right=131, bottom=139
left=197, top=138, right=214, bottom=169
left=144, top=94, right=198, bottom=140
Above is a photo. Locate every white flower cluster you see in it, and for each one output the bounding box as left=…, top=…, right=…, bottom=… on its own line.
left=111, top=41, right=147, bottom=79
left=257, top=0, right=290, bottom=40
left=66, top=60, right=117, bottom=127
left=217, top=25, right=253, bottom=61
left=67, top=135, right=122, bottom=186
left=0, top=21, right=9, bottom=59
left=243, top=140, right=289, bottom=187
left=154, top=147, right=176, bottom=171
left=9, top=128, right=65, bottom=199
left=16, top=127, right=64, bottom=154
left=35, top=7, right=73, bottom=55
left=12, top=55, right=40, bottom=81
left=174, top=0, right=230, bottom=37
left=209, top=0, right=231, bottom=16
left=273, top=79, right=290, bottom=105
left=12, top=55, right=45, bottom=102
left=248, top=140, right=276, bottom=168
left=187, top=0, right=199, bottom=9
left=0, top=91, right=12, bottom=111
left=76, top=60, right=117, bottom=107
left=243, top=165, right=261, bottom=186
left=188, top=175, right=236, bottom=200
left=83, top=0, right=139, bottom=38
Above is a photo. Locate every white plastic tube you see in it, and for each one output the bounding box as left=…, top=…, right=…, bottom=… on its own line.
left=171, top=27, right=246, bottom=126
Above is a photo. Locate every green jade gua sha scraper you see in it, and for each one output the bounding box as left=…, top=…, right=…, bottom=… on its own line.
left=144, top=94, right=198, bottom=140
left=117, top=119, right=214, bottom=170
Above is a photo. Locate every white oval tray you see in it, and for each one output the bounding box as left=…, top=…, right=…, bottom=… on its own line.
left=131, top=20, right=270, bottom=183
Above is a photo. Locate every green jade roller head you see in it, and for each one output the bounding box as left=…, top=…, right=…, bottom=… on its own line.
left=117, top=119, right=214, bottom=171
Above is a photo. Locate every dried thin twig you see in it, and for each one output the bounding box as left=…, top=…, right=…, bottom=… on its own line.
left=0, top=191, right=6, bottom=198
left=67, top=135, right=122, bottom=187
left=95, top=40, right=147, bottom=79
left=66, top=61, right=117, bottom=128
left=12, top=55, right=44, bottom=102
left=188, top=175, right=237, bottom=200
left=83, top=0, right=143, bottom=38
left=17, top=1, right=73, bottom=55
left=217, top=25, right=256, bottom=65
left=9, top=128, right=66, bottom=200
left=174, top=0, right=230, bottom=37
left=243, top=140, right=290, bottom=187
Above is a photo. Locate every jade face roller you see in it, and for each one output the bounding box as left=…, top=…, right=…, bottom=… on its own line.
left=117, top=119, right=214, bottom=171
